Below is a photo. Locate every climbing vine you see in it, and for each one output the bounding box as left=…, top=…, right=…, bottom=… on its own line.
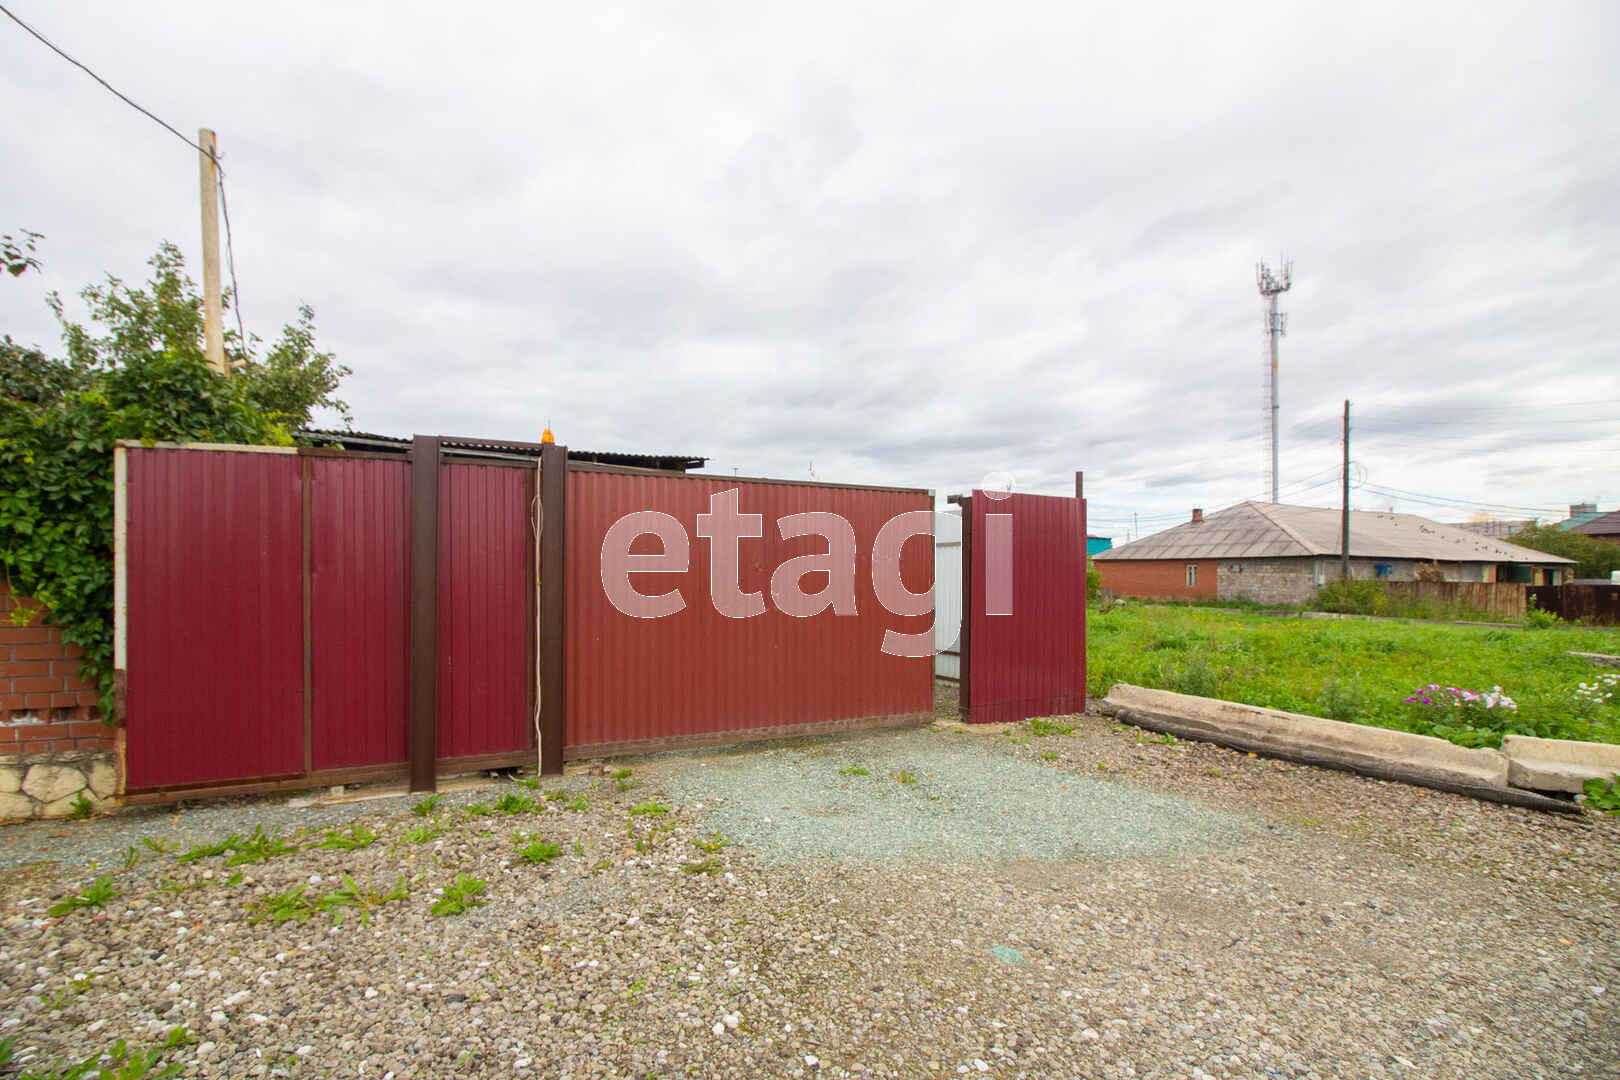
left=1, top=240, right=349, bottom=718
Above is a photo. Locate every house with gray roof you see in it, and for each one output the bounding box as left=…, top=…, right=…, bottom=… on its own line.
left=1094, top=502, right=1575, bottom=606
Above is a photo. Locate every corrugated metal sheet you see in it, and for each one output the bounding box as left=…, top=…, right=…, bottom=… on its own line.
left=965, top=491, right=1086, bottom=724
left=566, top=470, right=933, bottom=752
left=1098, top=501, right=1575, bottom=565
left=436, top=461, right=535, bottom=759
left=934, top=511, right=962, bottom=680
left=124, top=448, right=304, bottom=789
left=309, top=457, right=410, bottom=770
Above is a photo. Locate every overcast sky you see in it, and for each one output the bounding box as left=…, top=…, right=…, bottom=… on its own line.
left=4, top=1, right=1616, bottom=539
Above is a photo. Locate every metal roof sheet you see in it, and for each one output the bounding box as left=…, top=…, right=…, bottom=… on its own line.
left=1568, top=510, right=1620, bottom=536
left=1094, top=501, right=1575, bottom=565
left=299, top=429, right=706, bottom=471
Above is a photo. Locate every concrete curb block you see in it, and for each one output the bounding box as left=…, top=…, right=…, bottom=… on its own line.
left=1502, top=734, right=1620, bottom=794
left=1103, top=684, right=1509, bottom=786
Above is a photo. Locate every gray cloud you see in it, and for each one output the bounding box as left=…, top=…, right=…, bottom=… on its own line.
left=2, top=0, right=1615, bottom=540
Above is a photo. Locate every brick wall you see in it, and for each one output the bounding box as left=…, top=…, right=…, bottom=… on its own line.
left=0, top=584, right=113, bottom=757
left=1095, top=558, right=1217, bottom=601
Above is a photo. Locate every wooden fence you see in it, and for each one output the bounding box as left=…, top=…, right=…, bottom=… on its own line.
left=1527, top=584, right=1620, bottom=625
left=1383, top=581, right=1526, bottom=621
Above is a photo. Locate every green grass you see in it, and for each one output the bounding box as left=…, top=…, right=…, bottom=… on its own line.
left=431, top=873, right=487, bottom=916
left=838, top=766, right=869, bottom=776
left=692, top=832, right=728, bottom=853
left=894, top=769, right=918, bottom=786
left=628, top=800, right=669, bottom=816
left=492, top=792, right=537, bottom=815
left=1028, top=717, right=1074, bottom=737
left=516, top=837, right=562, bottom=864
left=316, top=823, right=379, bottom=851
left=410, top=793, right=443, bottom=816
left=1089, top=604, right=1620, bottom=747
left=67, top=793, right=94, bottom=820
left=47, top=876, right=117, bottom=917
left=681, top=857, right=721, bottom=875
left=400, top=821, right=444, bottom=845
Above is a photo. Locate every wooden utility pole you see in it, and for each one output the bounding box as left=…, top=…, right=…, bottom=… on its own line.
left=1341, top=399, right=1351, bottom=581
left=198, top=128, right=226, bottom=374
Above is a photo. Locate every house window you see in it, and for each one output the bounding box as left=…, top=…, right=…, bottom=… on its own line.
left=1185, top=564, right=1198, bottom=588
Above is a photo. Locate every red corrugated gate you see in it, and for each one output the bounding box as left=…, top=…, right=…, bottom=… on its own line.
left=119, top=442, right=935, bottom=798
left=120, top=444, right=536, bottom=796
left=565, top=466, right=934, bottom=757
left=124, top=448, right=305, bottom=789
left=961, top=488, right=1087, bottom=724
left=308, top=456, right=411, bottom=772
left=436, top=461, right=535, bottom=759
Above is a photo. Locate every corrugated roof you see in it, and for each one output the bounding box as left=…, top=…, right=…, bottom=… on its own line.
left=1568, top=509, right=1620, bottom=537
left=1094, top=501, right=1574, bottom=565
left=298, top=430, right=706, bottom=471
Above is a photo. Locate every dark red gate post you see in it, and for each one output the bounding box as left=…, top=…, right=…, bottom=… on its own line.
left=539, top=442, right=568, bottom=775
left=407, top=435, right=440, bottom=792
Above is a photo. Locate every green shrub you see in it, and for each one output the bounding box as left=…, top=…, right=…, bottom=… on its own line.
left=1525, top=607, right=1561, bottom=630
left=1160, top=649, right=1217, bottom=697
left=1314, top=579, right=1388, bottom=615
left=1317, top=678, right=1368, bottom=724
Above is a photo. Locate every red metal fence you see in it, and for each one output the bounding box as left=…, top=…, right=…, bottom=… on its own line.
left=117, top=442, right=934, bottom=798
left=120, top=445, right=536, bottom=797
left=564, top=466, right=934, bottom=757
left=960, top=487, right=1088, bottom=724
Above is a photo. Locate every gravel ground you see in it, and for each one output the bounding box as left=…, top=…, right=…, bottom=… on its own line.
left=2, top=689, right=1617, bottom=1079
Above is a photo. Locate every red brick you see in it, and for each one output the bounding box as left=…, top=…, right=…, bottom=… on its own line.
left=4, top=661, right=51, bottom=678
left=13, top=677, right=63, bottom=694
left=0, top=727, right=15, bottom=742
left=0, top=627, right=41, bottom=645
left=11, top=643, right=63, bottom=661
left=19, top=738, right=75, bottom=755
left=73, top=734, right=114, bottom=751
left=67, top=722, right=107, bottom=740
left=0, top=694, right=27, bottom=711
left=50, top=692, right=80, bottom=708
left=23, top=693, right=57, bottom=708
left=1096, top=558, right=1219, bottom=602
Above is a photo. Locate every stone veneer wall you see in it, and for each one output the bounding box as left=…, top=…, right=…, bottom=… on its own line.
left=1216, top=558, right=1318, bottom=607
left=0, top=585, right=118, bottom=818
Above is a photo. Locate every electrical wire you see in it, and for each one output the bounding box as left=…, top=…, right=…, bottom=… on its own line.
left=3, top=0, right=247, bottom=361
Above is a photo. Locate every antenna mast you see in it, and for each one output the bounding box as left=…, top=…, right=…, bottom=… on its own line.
left=1256, top=258, right=1292, bottom=503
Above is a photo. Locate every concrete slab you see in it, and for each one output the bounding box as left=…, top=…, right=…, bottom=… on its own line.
left=1502, top=734, right=1620, bottom=794
left=1102, top=683, right=1510, bottom=788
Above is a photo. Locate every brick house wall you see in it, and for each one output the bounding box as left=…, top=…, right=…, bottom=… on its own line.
left=0, top=584, right=114, bottom=759
left=1096, top=558, right=1217, bottom=601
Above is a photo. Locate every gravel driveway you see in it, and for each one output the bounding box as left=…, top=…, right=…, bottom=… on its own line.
left=2, top=699, right=1617, bottom=1079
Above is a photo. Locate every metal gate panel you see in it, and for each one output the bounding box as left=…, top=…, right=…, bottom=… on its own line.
left=123, top=448, right=304, bottom=789
left=435, top=460, right=535, bottom=760
left=309, top=456, right=411, bottom=771
left=964, top=490, right=1087, bottom=724
left=565, top=469, right=933, bottom=754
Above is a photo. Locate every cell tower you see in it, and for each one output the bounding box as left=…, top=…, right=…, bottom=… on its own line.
left=1257, top=258, right=1292, bottom=503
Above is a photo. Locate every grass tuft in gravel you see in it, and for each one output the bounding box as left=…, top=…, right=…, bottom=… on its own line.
left=46, top=875, right=117, bottom=917
left=400, top=821, right=444, bottom=845
left=317, top=873, right=409, bottom=926
left=410, top=793, right=443, bottom=816
left=691, top=832, right=727, bottom=853
left=1028, top=717, right=1074, bottom=736
left=562, top=796, right=589, bottom=812
left=493, top=792, right=537, bottom=815
left=516, top=837, right=562, bottom=864
left=316, top=822, right=379, bottom=851
left=431, top=873, right=487, bottom=916
left=628, top=800, right=669, bottom=816
left=838, top=766, right=870, bottom=776
left=680, top=857, right=721, bottom=875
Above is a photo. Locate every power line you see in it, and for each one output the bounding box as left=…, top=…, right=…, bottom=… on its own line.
left=2, top=1, right=247, bottom=358
left=1358, top=483, right=1564, bottom=516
